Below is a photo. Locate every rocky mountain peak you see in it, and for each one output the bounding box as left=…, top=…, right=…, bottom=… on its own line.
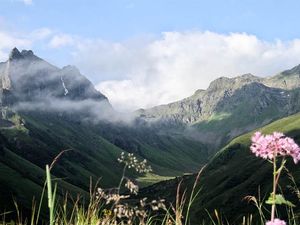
left=9, top=48, right=39, bottom=61
left=281, top=64, right=300, bottom=76
left=0, top=49, right=109, bottom=107
left=207, top=74, right=261, bottom=92
left=239, top=73, right=257, bottom=79
left=9, top=47, right=23, bottom=61
left=21, top=50, right=34, bottom=58
left=263, top=64, right=300, bottom=90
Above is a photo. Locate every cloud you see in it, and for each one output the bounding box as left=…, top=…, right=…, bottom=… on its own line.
left=0, top=27, right=55, bottom=61
left=30, top=28, right=53, bottom=40
left=3, top=28, right=300, bottom=113
left=14, top=98, right=128, bottom=123
left=69, top=31, right=300, bottom=112
left=0, top=31, right=31, bottom=61
left=49, top=34, right=75, bottom=48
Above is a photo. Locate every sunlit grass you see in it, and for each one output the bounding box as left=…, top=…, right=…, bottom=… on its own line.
left=137, top=173, right=174, bottom=188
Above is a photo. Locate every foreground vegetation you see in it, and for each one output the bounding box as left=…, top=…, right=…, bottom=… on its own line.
left=3, top=113, right=300, bottom=224
left=0, top=110, right=210, bottom=214
left=2, top=139, right=300, bottom=225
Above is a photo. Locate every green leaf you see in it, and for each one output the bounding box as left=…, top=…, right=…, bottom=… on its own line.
left=265, top=194, right=295, bottom=207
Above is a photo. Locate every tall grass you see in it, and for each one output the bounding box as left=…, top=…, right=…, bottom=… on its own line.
left=1, top=150, right=300, bottom=225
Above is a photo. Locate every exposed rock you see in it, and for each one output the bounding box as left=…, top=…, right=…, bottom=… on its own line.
left=0, top=48, right=109, bottom=105
left=9, top=47, right=23, bottom=61
left=137, top=74, right=263, bottom=125
left=263, top=65, right=300, bottom=90
left=136, top=68, right=300, bottom=147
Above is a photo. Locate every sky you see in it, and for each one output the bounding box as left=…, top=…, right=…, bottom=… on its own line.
left=2, top=0, right=300, bottom=111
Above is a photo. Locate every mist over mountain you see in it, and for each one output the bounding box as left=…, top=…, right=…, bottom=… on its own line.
left=0, top=48, right=139, bottom=124
left=0, top=48, right=210, bottom=215
left=137, top=65, right=300, bottom=148
left=1, top=48, right=300, bottom=222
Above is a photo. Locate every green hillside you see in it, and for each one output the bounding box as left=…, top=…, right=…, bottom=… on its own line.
left=191, top=112, right=300, bottom=223
left=0, top=110, right=209, bottom=216
left=142, top=112, right=300, bottom=224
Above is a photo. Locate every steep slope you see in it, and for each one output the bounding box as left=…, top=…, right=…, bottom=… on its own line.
left=139, top=64, right=300, bottom=125
left=264, top=64, right=300, bottom=90
left=0, top=49, right=209, bottom=215
left=190, top=113, right=300, bottom=223
left=141, top=112, right=300, bottom=224
left=138, top=74, right=262, bottom=124
left=0, top=108, right=209, bottom=216
left=138, top=66, right=300, bottom=149
left=0, top=48, right=108, bottom=103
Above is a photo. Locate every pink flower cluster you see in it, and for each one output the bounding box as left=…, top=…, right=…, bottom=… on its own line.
left=266, top=218, right=286, bottom=225
left=250, top=131, right=300, bottom=163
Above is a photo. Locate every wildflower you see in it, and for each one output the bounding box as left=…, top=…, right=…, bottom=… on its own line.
left=117, top=152, right=152, bottom=173
left=266, top=218, right=286, bottom=225
left=125, top=179, right=139, bottom=195
left=250, top=131, right=300, bottom=163
left=251, top=132, right=298, bottom=225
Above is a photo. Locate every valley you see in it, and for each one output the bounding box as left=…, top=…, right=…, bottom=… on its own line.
left=1, top=48, right=300, bottom=223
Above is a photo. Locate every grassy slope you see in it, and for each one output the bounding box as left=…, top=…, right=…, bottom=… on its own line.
left=0, top=146, right=88, bottom=218
left=191, top=112, right=300, bottom=223
left=0, top=111, right=209, bottom=215
left=141, top=112, right=300, bottom=224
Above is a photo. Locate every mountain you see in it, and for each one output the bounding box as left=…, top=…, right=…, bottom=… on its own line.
left=140, top=112, right=300, bottom=224
left=1, top=48, right=108, bottom=102
left=264, top=64, right=300, bottom=90
left=0, top=49, right=209, bottom=215
left=2, top=48, right=300, bottom=221
left=138, top=73, right=262, bottom=124
left=137, top=69, right=300, bottom=149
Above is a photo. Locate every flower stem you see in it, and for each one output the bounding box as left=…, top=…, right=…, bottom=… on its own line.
left=117, top=165, right=127, bottom=194
left=271, top=157, right=277, bottom=222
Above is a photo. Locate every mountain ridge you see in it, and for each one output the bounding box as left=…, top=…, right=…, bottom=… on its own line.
left=0, top=47, right=108, bottom=104
left=2, top=48, right=300, bottom=222
left=136, top=64, right=300, bottom=148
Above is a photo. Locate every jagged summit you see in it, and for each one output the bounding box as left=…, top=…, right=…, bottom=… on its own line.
left=9, top=47, right=39, bottom=61
left=21, top=49, right=34, bottom=58
left=281, top=64, right=300, bottom=76
left=263, top=64, right=300, bottom=90
left=0, top=48, right=109, bottom=107
left=207, top=73, right=261, bottom=92
left=9, top=47, right=22, bottom=60
left=136, top=65, right=300, bottom=147
left=240, top=73, right=257, bottom=79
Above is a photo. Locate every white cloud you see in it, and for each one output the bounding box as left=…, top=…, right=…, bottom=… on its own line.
left=70, top=31, right=300, bottom=112
left=0, top=31, right=31, bottom=61
left=30, top=28, right=53, bottom=40
left=2, top=28, right=300, bottom=113
left=49, top=34, right=75, bottom=48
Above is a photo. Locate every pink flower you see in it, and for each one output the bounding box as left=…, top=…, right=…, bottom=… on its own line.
left=250, top=131, right=300, bottom=163
left=266, top=218, right=286, bottom=225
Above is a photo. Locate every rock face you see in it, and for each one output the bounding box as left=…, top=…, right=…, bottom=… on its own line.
left=0, top=48, right=109, bottom=107
left=2, top=47, right=300, bottom=148
left=137, top=74, right=264, bottom=124
left=263, top=64, right=300, bottom=90
left=137, top=67, right=300, bottom=147
left=138, top=68, right=300, bottom=125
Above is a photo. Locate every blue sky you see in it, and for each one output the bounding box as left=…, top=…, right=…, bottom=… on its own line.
left=2, top=0, right=300, bottom=111
left=2, top=0, right=300, bottom=41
